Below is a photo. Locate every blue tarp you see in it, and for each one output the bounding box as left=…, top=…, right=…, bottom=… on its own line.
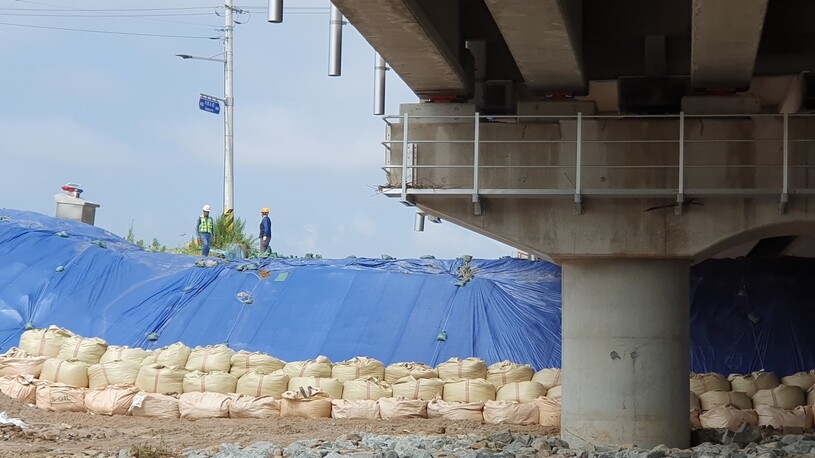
left=2, top=209, right=815, bottom=376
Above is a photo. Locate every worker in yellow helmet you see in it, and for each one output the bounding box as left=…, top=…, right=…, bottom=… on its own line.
left=259, top=207, right=272, bottom=254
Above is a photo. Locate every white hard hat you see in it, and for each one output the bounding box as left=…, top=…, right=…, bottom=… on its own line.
left=202, top=204, right=211, bottom=212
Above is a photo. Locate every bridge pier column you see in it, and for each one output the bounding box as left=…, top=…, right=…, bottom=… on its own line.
left=561, top=258, right=690, bottom=449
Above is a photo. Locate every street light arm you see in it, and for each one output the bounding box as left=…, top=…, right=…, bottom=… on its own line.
left=175, top=54, right=226, bottom=63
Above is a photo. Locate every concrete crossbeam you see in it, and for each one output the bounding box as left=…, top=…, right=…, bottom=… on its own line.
left=691, top=0, right=768, bottom=90
left=484, top=0, right=585, bottom=93
left=331, top=0, right=468, bottom=97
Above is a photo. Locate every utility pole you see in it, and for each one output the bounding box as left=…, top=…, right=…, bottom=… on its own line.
left=223, top=0, right=235, bottom=231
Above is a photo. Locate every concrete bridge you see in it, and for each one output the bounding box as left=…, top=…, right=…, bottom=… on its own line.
left=330, top=0, right=815, bottom=449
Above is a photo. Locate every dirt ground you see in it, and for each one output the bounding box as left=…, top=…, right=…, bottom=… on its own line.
left=0, top=394, right=558, bottom=457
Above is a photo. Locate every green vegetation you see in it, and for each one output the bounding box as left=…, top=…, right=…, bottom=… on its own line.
left=129, top=441, right=175, bottom=458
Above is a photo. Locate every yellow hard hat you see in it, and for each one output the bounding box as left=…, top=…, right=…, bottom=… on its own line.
left=261, top=207, right=270, bottom=213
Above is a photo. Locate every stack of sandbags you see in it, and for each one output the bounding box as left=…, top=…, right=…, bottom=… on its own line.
left=442, top=378, right=495, bottom=403
left=384, top=362, right=437, bottom=382
left=427, top=397, right=484, bottom=421
left=342, top=377, right=392, bottom=400
left=690, top=372, right=730, bottom=397
left=136, top=364, right=188, bottom=394
left=100, top=346, right=151, bottom=366
left=88, top=360, right=140, bottom=389
left=752, top=384, right=805, bottom=409
left=0, top=347, right=48, bottom=377
left=182, top=371, right=237, bottom=394
left=280, top=388, right=332, bottom=419
left=496, top=381, right=547, bottom=403
left=332, top=357, right=385, bottom=382
left=19, top=326, right=74, bottom=358
left=756, top=405, right=813, bottom=429
left=699, top=406, right=759, bottom=430
left=331, top=399, right=380, bottom=419
left=228, top=394, right=280, bottom=419
left=282, top=356, right=332, bottom=378
left=185, top=345, right=234, bottom=373
left=483, top=400, right=539, bottom=425
left=288, top=376, right=343, bottom=399
left=84, top=385, right=140, bottom=416
left=143, top=343, right=192, bottom=368
left=40, top=358, right=90, bottom=388
left=130, top=392, right=180, bottom=418
left=486, top=361, right=534, bottom=387
left=36, top=383, right=86, bottom=412
left=179, top=392, right=231, bottom=419
left=391, top=376, right=443, bottom=400
left=729, top=371, right=780, bottom=397
left=532, top=368, right=561, bottom=391
left=698, top=390, right=753, bottom=410
left=236, top=369, right=289, bottom=398
left=781, top=371, right=815, bottom=392
left=437, top=357, right=487, bottom=380
left=378, top=397, right=428, bottom=419
left=229, top=351, right=285, bottom=379
left=534, top=396, right=561, bottom=428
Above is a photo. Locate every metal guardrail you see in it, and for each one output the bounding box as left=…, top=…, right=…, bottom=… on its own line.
left=380, top=112, right=815, bottom=214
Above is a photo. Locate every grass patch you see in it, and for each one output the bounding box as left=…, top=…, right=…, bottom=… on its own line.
left=129, top=441, right=176, bottom=458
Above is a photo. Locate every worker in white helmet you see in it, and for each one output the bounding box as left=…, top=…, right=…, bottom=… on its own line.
left=195, top=204, right=216, bottom=256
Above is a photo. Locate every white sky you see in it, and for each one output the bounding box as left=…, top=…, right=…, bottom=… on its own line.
left=0, top=0, right=517, bottom=259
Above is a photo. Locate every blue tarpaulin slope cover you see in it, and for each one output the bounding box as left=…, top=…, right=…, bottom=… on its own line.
left=0, top=210, right=562, bottom=369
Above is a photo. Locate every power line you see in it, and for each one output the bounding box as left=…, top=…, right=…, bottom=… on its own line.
left=0, top=21, right=220, bottom=39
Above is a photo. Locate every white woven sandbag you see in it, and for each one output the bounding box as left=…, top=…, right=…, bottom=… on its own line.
left=807, top=385, right=815, bottom=406
left=437, top=357, right=487, bottom=380
left=228, top=395, right=280, bottom=418
left=443, top=378, right=495, bottom=403
left=182, top=371, right=237, bottom=394
left=342, top=377, right=392, bottom=401
left=40, top=358, right=90, bottom=387
left=331, top=399, right=380, bottom=419
left=690, top=373, right=730, bottom=396
left=691, top=391, right=701, bottom=411
left=229, top=351, right=285, bottom=378
left=142, top=342, right=191, bottom=368
left=384, top=362, right=438, bottom=383
left=280, top=388, right=332, bottom=419
left=699, top=406, right=758, bottom=430
left=757, top=405, right=813, bottom=429
left=135, top=364, right=188, bottom=394
left=19, top=326, right=74, bottom=358
left=131, top=392, right=180, bottom=418
left=391, top=376, right=443, bottom=400
left=546, top=385, right=562, bottom=400
left=100, top=346, right=150, bottom=365
left=486, top=361, right=534, bottom=387
left=427, top=398, right=484, bottom=421
left=691, top=409, right=702, bottom=430
left=56, top=336, right=108, bottom=365
left=781, top=371, right=815, bottom=392
left=236, top=369, right=289, bottom=398
left=88, top=360, right=140, bottom=389
left=0, top=347, right=47, bottom=377
left=378, top=397, right=428, bottom=419
left=36, top=383, right=86, bottom=412
left=752, top=385, right=805, bottom=409
left=288, top=376, right=343, bottom=399
left=534, top=396, right=561, bottom=428
left=283, top=355, right=333, bottom=378
left=331, top=357, right=385, bottom=382
left=483, top=400, right=538, bottom=425
left=179, top=392, right=231, bottom=420
left=729, top=371, right=780, bottom=397
left=532, top=368, right=562, bottom=391
left=3, top=375, right=40, bottom=404
left=496, top=381, right=547, bottom=403
left=84, top=385, right=140, bottom=416
left=185, top=345, right=234, bottom=373
left=698, top=390, right=753, bottom=410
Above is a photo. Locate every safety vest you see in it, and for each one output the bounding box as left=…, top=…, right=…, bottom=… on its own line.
left=198, top=216, right=213, bottom=234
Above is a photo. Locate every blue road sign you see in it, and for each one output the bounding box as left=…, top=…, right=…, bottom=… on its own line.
left=199, top=97, right=221, bottom=115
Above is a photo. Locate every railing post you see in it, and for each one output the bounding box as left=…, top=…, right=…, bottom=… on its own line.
left=472, top=112, right=482, bottom=215
left=401, top=112, right=410, bottom=204
left=676, top=112, right=685, bottom=215
left=574, top=112, right=583, bottom=214
left=780, top=112, right=789, bottom=214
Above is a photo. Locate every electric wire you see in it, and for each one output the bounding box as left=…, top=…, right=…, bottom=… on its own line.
left=0, top=21, right=220, bottom=39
